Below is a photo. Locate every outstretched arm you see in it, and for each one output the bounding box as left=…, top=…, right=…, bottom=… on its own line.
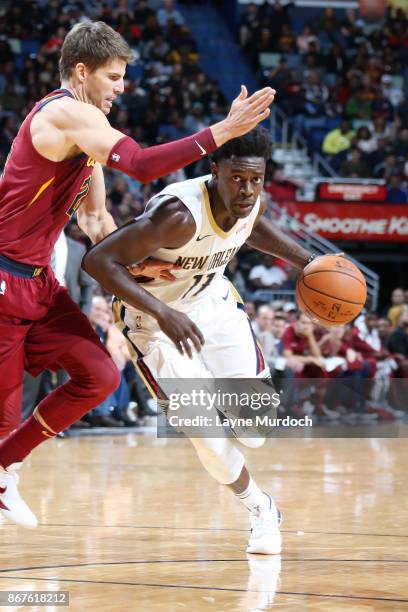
left=58, top=86, right=275, bottom=183
left=246, top=214, right=312, bottom=269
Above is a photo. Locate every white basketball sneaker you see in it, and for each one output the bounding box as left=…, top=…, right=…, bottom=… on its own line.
left=247, top=496, right=282, bottom=555
left=0, top=463, right=38, bottom=527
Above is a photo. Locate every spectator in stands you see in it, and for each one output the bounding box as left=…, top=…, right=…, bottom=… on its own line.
left=159, top=112, right=189, bottom=141
left=380, top=74, right=403, bottom=109
left=392, top=128, right=408, bottom=159
left=319, top=324, right=382, bottom=420
left=368, top=137, right=391, bottom=171
left=185, top=102, right=208, bottom=133
left=345, top=89, right=372, bottom=121
left=371, top=92, right=395, bottom=123
left=271, top=301, right=287, bottom=321
left=201, top=79, right=228, bottom=116
left=278, top=24, right=297, bottom=54
left=334, top=324, right=377, bottom=368
left=87, top=297, right=125, bottom=428
left=143, top=32, right=170, bottom=63
left=64, top=227, right=95, bottom=317
left=245, top=301, right=257, bottom=322
left=104, top=324, right=136, bottom=427
left=0, top=116, right=18, bottom=156
left=303, top=71, right=329, bottom=119
left=386, top=310, right=408, bottom=408
left=377, top=318, right=393, bottom=347
left=157, top=0, right=184, bottom=28
left=318, top=7, right=339, bottom=36
left=279, top=69, right=305, bottom=117
left=263, top=57, right=291, bottom=93
left=264, top=165, right=300, bottom=202
left=386, top=310, right=408, bottom=358
left=282, top=301, right=298, bottom=323
left=282, top=313, right=324, bottom=375
left=355, top=126, right=377, bottom=156
left=340, top=147, right=370, bottom=178
left=252, top=305, right=277, bottom=371
left=386, top=288, right=407, bottom=328
left=249, top=254, right=288, bottom=290
left=260, top=0, right=292, bottom=43
left=239, top=2, right=261, bottom=52
left=266, top=311, right=300, bottom=415
left=387, top=176, right=408, bottom=204
left=296, top=25, right=319, bottom=55
left=188, top=72, right=208, bottom=107
left=249, top=28, right=274, bottom=69
left=374, top=154, right=399, bottom=181
left=271, top=315, right=286, bottom=347
left=355, top=312, right=381, bottom=351
left=322, top=119, right=354, bottom=158
left=371, top=116, right=393, bottom=143
left=134, top=1, right=155, bottom=25
left=330, top=75, right=350, bottom=108
left=325, top=42, right=348, bottom=78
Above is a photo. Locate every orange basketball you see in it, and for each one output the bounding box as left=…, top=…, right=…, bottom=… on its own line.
left=296, top=255, right=367, bottom=327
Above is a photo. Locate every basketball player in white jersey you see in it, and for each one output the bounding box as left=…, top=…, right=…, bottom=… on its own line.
left=83, top=126, right=315, bottom=554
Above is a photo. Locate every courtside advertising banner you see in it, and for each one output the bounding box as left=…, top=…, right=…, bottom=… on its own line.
left=277, top=202, right=408, bottom=242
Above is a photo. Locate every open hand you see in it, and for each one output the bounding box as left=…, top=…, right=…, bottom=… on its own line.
left=224, top=85, right=276, bottom=138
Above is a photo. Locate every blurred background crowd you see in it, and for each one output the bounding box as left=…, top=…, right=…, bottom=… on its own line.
left=241, top=2, right=408, bottom=192
left=0, top=0, right=407, bottom=429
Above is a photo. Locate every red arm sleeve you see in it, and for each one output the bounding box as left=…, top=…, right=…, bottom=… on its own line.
left=106, top=128, right=217, bottom=183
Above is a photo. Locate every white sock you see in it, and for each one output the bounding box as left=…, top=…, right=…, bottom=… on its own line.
left=236, top=477, right=274, bottom=515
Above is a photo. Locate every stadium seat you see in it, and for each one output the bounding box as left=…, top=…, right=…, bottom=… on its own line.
left=21, top=40, right=40, bottom=57
left=259, top=53, right=281, bottom=69
left=308, top=127, right=329, bottom=152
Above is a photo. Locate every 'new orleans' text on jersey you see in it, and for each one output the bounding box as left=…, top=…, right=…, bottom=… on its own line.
left=121, top=175, right=260, bottom=313
left=175, top=246, right=240, bottom=272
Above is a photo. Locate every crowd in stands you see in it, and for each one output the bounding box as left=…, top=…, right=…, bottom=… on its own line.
left=0, top=0, right=228, bottom=186
left=1, top=1, right=407, bottom=429
left=247, top=289, right=408, bottom=423
left=239, top=2, right=408, bottom=195
left=0, top=0, right=229, bottom=429
left=31, top=230, right=408, bottom=427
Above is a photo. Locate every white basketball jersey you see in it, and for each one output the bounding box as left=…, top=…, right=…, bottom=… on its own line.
left=130, top=175, right=260, bottom=309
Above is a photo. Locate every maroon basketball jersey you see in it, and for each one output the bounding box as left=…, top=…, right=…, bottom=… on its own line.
left=0, top=89, right=96, bottom=267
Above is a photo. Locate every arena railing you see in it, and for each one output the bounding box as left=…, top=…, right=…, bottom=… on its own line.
left=269, top=106, right=337, bottom=178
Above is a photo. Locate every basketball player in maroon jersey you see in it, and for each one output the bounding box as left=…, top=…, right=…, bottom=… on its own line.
left=0, top=20, right=275, bottom=527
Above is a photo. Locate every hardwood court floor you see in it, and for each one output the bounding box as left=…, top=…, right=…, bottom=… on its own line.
left=0, top=430, right=407, bottom=611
